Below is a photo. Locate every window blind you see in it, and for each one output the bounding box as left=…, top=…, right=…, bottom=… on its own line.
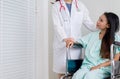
left=0, top=0, right=35, bottom=79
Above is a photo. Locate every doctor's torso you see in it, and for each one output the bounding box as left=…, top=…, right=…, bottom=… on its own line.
left=53, top=0, right=88, bottom=40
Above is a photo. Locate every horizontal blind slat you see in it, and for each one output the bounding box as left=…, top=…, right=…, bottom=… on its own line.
left=0, top=0, right=35, bottom=79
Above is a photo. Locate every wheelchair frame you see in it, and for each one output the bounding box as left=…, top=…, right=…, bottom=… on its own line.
left=111, top=41, right=120, bottom=79
left=61, top=41, right=120, bottom=79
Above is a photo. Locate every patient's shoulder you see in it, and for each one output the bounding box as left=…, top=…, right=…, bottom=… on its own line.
left=87, top=30, right=100, bottom=36
left=115, top=34, right=120, bottom=41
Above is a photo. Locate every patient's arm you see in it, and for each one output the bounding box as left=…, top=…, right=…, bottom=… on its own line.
left=90, top=53, right=120, bottom=71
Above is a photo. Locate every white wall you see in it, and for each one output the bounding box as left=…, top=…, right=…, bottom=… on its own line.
left=81, top=0, right=120, bottom=35
left=48, top=0, right=120, bottom=79
left=36, top=0, right=49, bottom=79
left=48, top=0, right=58, bottom=79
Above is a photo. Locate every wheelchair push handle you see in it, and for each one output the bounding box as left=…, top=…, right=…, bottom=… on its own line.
left=73, top=42, right=83, bottom=48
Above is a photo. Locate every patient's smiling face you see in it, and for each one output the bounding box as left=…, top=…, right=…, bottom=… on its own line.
left=96, top=14, right=109, bottom=30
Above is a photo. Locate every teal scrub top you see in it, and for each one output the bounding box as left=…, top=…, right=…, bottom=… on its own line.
left=77, top=31, right=120, bottom=73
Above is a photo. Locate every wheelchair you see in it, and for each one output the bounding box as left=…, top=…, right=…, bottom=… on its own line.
left=61, top=41, right=120, bottom=79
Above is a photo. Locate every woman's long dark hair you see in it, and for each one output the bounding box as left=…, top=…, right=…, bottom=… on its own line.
left=100, top=12, right=119, bottom=58
left=56, top=0, right=60, bottom=1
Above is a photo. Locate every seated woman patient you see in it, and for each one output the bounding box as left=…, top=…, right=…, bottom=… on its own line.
left=66, top=12, right=120, bottom=79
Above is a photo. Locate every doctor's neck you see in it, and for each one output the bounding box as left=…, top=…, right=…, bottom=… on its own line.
left=64, top=0, right=73, bottom=4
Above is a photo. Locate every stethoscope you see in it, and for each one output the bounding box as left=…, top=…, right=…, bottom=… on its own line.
left=58, top=0, right=80, bottom=23
left=59, top=0, right=80, bottom=12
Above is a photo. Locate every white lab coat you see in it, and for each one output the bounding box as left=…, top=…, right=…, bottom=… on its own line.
left=52, top=0, right=96, bottom=73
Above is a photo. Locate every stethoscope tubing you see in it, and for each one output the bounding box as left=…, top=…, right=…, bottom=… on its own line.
left=59, top=0, right=79, bottom=12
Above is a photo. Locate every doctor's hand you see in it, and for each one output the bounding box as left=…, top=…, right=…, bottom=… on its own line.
left=66, top=41, right=74, bottom=48
left=64, top=38, right=74, bottom=48
left=64, top=38, right=74, bottom=42
left=64, top=38, right=74, bottom=47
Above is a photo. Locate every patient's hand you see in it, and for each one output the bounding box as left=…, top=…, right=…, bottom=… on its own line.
left=90, top=65, right=101, bottom=71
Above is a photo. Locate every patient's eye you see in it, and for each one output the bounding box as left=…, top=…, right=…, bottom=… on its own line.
left=98, top=18, right=103, bottom=22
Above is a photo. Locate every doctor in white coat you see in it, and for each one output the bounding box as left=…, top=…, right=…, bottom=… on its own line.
left=52, top=0, right=96, bottom=78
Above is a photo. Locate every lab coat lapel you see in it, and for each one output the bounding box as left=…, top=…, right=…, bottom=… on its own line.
left=71, top=0, right=77, bottom=20
left=61, top=0, right=79, bottom=22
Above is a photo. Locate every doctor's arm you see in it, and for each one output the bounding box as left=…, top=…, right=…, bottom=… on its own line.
left=83, top=7, right=97, bottom=31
